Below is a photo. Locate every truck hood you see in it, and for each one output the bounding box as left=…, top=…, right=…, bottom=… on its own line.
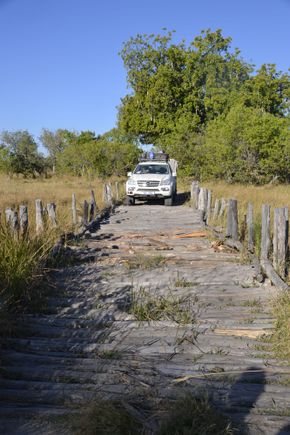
left=129, top=174, right=168, bottom=181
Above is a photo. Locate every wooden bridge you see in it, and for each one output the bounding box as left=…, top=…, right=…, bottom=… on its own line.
left=1, top=199, right=290, bottom=434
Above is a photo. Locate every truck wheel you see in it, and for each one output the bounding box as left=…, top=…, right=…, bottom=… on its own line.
left=126, top=196, right=135, bottom=206
left=164, top=196, right=173, bottom=206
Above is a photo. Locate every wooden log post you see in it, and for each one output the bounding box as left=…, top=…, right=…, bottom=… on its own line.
left=5, top=208, right=13, bottom=225
left=218, top=198, right=228, bottom=219
left=247, top=202, right=254, bottom=253
left=105, top=183, right=112, bottom=207
left=261, top=204, right=271, bottom=261
left=83, top=200, right=89, bottom=226
left=10, top=211, right=19, bottom=237
left=206, top=190, right=212, bottom=224
left=273, top=207, right=288, bottom=278
left=35, top=200, right=44, bottom=234
left=47, top=203, right=57, bottom=228
left=103, top=184, right=107, bottom=203
left=191, top=181, right=199, bottom=209
left=115, top=181, right=120, bottom=202
left=213, top=199, right=221, bottom=220
left=89, top=190, right=97, bottom=221
left=226, top=199, right=238, bottom=241
left=72, top=193, right=77, bottom=226
left=19, top=205, right=28, bottom=236
left=198, top=187, right=208, bottom=221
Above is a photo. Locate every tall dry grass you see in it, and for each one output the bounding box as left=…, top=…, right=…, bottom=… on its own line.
left=204, top=181, right=290, bottom=211
left=204, top=181, right=290, bottom=256
left=0, top=174, right=124, bottom=316
left=0, top=174, right=124, bottom=233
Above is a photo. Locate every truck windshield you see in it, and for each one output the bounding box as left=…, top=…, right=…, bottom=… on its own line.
left=134, top=164, right=169, bottom=175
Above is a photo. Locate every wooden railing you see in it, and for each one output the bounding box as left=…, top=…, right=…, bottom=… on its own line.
left=191, top=181, right=289, bottom=290
left=2, top=182, right=121, bottom=236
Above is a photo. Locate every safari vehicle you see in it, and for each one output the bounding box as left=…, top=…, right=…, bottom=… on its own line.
left=125, top=152, right=177, bottom=206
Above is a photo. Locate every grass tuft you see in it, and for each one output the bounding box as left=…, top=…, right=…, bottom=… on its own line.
left=157, top=394, right=234, bottom=435
left=125, top=254, right=166, bottom=270
left=130, top=287, right=196, bottom=324
left=268, top=291, right=290, bottom=361
left=0, top=222, right=55, bottom=308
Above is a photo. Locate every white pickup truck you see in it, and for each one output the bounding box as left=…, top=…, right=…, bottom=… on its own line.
left=126, top=153, right=177, bottom=206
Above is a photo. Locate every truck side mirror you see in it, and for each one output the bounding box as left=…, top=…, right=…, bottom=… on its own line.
left=127, top=172, right=132, bottom=177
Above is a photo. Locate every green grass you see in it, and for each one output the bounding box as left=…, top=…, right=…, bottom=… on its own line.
left=125, top=254, right=166, bottom=270
left=68, top=395, right=234, bottom=435
left=130, top=287, right=196, bottom=324
left=157, top=395, right=234, bottom=435
left=268, top=291, right=290, bottom=361
left=70, top=399, right=141, bottom=435
left=0, top=221, right=55, bottom=309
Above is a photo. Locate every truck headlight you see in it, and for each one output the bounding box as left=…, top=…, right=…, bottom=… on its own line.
left=127, top=179, right=136, bottom=186
left=160, top=178, right=171, bottom=186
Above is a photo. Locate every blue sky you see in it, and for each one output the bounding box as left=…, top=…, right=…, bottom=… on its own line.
left=0, top=0, right=289, bottom=151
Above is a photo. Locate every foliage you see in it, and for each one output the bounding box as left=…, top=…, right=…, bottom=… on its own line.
left=118, top=28, right=290, bottom=182
left=202, top=104, right=290, bottom=183
left=0, top=130, right=47, bottom=177
left=54, top=128, right=140, bottom=177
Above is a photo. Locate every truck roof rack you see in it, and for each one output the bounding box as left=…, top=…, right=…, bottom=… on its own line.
left=139, top=152, right=169, bottom=162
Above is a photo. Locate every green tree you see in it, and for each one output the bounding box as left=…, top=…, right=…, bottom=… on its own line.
left=202, top=104, right=290, bottom=183
left=119, top=29, right=252, bottom=150
left=0, top=130, right=45, bottom=177
left=39, top=128, right=71, bottom=173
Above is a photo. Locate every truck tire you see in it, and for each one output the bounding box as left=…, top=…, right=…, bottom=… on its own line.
left=164, top=196, right=173, bottom=206
left=126, top=196, right=135, bottom=206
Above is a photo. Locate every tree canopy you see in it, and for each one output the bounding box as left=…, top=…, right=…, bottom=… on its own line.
left=118, top=29, right=290, bottom=182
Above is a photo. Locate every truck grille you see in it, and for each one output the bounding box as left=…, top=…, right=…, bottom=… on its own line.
left=137, top=180, right=160, bottom=188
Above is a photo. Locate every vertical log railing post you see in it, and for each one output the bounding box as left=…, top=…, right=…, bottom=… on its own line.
left=191, top=181, right=199, bottom=209
left=19, top=205, right=28, bottom=237
left=218, top=198, right=228, bottom=219
left=35, top=200, right=44, bottom=234
left=72, top=193, right=77, bottom=226
left=115, top=181, right=120, bottom=202
left=261, top=204, right=271, bottom=261
left=47, top=203, right=57, bottom=228
left=247, top=202, right=254, bottom=253
left=198, top=187, right=208, bottom=221
left=206, top=190, right=212, bottom=225
left=83, top=200, right=89, bottom=226
left=273, top=207, right=288, bottom=278
left=226, top=199, right=238, bottom=240
left=5, top=208, right=13, bottom=225
left=213, top=199, right=221, bottom=221
left=89, top=190, right=97, bottom=221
